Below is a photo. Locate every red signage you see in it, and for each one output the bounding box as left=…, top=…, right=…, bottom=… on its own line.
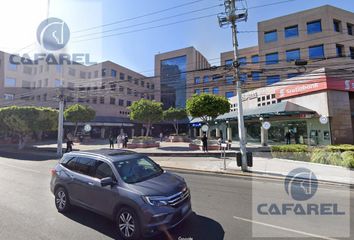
left=276, top=76, right=354, bottom=99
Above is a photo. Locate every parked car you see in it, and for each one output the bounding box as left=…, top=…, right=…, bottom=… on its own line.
left=50, top=150, right=192, bottom=240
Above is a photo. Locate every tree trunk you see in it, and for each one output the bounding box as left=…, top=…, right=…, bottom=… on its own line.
left=173, top=121, right=178, bottom=135
left=74, top=122, right=78, bottom=137
left=18, top=134, right=26, bottom=150
left=176, top=121, right=179, bottom=135
left=145, top=123, right=151, bottom=137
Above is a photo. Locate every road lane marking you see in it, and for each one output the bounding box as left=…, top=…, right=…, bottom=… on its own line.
left=0, top=162, right=41, bottom=174
left=232, top=216, right=339, bottom=240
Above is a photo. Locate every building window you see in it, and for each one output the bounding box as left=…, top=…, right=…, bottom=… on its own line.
left=266, top=75, right=280, bottom=85
left=239, top=57, right=247, bottom=66
left=333, top=19, right=342, bottom=32
left=4, top=94, right=14, bottom=100
left=240, top=73, right=247, bottom=82
left=111, top=69, right=117, bottom=77
left=54, top=79, right=62, bottom=87
left=94, top=70, right=98, bottom=78
left=127, top=75, right=132, bottom=82
left=212, top=75, right=222, bottom=82
left=146, top=82, right=150, bottom=89
left=286, top=49, right=301, bottom=62
left=55, top=65, right=62, bottom=73
left=92, top=97, right=97, bottom=104
left=212, top=87, right=219, bottom=95
left=110, top=97, right=115, bottom=105
left=8, top=62, right=17, bottom=70
left=347, top=23, right=353, bottom=35
left=100, top=97, right=105, bottom=104
left=127, top=88, right=132, bottom=95
left=309, top=45, right=325, bottom=59
left=307, top=20, right=322, bottom=34
left=126, top=101, right=132, bottom=106
left=119, top=86, right=124, bottom=92
left=194, top=77, right=201, bottom=84
left=203, top=76, right=209, bottom=83
left=102, top=68, right=106, bottom=77
left=284, top=25, right=299, bottom=38
left=251, top=55, right=259, bottom=64
left=264, top=30, right=277, bottom=43
left=80, top=71, right=86, bottom=79
left=265, top=52, right=279, bottom=65
left=225, top=75, right=233, bottom=85
left=4, top=78, right=16, bottom=87
left=134, top=79, right=139, bottom=85
left=141, top=81, right=144, bottom=87
left=194, top=89, right=201, bottom=95
left=251, top=72, right=260, bottom=81
left=118, top=73, right=124, bottom=80
left=287, top=73, right=300, bottom=79
left=225, top=91, right=234, bottom=98
left=110, top=83, right=116, bottom=91
left=336, top=44, right=345, bottom=57
left=151, top=84, right=155, bottom=89
left=43, top=94, right=47, bottom=102
left=203, top=88, right=209, bottom=93
left=225, top=59, right=233, bottom=67
left=350, top=47, right=354, bottom=60
left=118, top=99, right=124, bottom=106
left=87, top=72, right=91, bottom=79
left=151, top=95, right=155, bottom=100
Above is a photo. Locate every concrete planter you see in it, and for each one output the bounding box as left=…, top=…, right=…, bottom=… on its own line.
left=189, top=139, right=221, bottom=151
left=127, top=142, right=160, bottom=149
left=168, top=135, right=190, bottom=143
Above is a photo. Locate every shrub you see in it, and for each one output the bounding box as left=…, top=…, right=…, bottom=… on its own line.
left=341, top=151, right=354, bottom=168
left=271, top=144, right=308, bottom=152
left=326, top=144, right=354, bottom=152
left=310, top=149, right=342, bottom=166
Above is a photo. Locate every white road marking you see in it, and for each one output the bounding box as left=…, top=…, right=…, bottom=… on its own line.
left=0, top=162, right=41, bottom=174
left=232, top=216, right=339, bottom=240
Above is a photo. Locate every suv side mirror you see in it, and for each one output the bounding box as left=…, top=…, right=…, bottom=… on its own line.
left=101, top=177, right=114, bottom=187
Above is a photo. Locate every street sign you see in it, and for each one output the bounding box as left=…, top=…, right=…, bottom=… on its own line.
left=319, top=115, right=328, bottom=125
left=84, top=124, right=92, bottom=132
left=201, top=124, right=209, bottom=132
left=262, top=121, right=271, bottom=130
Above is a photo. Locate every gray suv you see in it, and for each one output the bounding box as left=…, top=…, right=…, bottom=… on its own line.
left=50, top=150, right=192, bottom=240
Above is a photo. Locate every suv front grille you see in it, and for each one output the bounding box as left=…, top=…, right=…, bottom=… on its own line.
left=167, top=188, right=190, bottom=207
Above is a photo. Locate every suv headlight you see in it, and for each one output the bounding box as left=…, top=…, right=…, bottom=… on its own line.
left=142, top=196, right=169, bottom=207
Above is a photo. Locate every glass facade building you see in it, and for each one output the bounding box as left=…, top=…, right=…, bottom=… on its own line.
left=160, top=55, right=187, bottom=109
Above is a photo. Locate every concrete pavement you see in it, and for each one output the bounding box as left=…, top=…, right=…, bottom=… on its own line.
left=0, top=155, right=352, bottom=240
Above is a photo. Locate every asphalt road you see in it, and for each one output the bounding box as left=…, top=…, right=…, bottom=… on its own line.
left=0, top=153, right=353, bottom=240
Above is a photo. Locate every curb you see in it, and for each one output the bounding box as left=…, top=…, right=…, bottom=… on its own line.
left=161, top=166, right=353, bottom=188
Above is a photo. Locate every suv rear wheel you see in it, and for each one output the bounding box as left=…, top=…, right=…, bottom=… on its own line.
left=117, top=207, right=141, bottom=240
left=55, top=187, right=71, bottom=213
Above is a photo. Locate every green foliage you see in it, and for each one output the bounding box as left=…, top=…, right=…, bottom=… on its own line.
left=163, top=107, right=187, bottom=121
left=163, top=107, right=187, bottom=135
left=341, top=151, right=354, bottom=168
left=0, top=106, right=58, bottom=134
left=186, top=94, right=230, bottom=122
left=271, top=144, right=308, bottom=153
left=64, top=104, right=96, bottom=124
left=128, top=99, right=163, bottom=136
left=0, top=106, right=58, bottom=148
left=326, top=144, right=354, bottom=152
left=310, top=149, right=342, bottom=166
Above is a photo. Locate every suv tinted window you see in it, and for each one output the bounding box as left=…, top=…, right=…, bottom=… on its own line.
left=76, top=157, right=96, bottom=176
left=64, top=157, right=79, bottom=171
left=94, top=161, right=115, bottom=180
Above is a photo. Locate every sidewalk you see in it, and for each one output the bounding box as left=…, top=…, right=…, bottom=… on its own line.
left=9, top=140, right=354, bottom=185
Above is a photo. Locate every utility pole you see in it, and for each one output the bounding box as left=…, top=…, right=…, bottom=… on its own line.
left=57, top=87, right=64, bottom=157
left=218, top=0, right=248, bottom=171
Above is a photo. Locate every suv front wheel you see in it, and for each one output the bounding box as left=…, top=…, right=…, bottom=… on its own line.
left=117, top=207, right=141, bottom=240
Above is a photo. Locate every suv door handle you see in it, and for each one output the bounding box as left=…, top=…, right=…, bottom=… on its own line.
left=87, top=182, right=94, bottom=186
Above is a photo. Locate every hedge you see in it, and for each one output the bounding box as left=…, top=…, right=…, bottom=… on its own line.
left=271, top=144, right=308, bottom=153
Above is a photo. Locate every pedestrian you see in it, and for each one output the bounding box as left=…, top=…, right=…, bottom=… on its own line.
left=65, top=139, right=74, bottom=153
left=109, top=135, right=114, bottom=149
left=117, top=134, right=122, bottom=148
left=285, top=130, right=291, bottom=145
left=201, top=133, right=208, bottom=153
left=159, top=132, right=163, bottom=142
left=217, top=136, right=224, bottom=150
left=123, top=134, right=129, bottom=148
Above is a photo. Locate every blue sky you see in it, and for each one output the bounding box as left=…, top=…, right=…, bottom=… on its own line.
left=1, top=0, right=354, bottom=76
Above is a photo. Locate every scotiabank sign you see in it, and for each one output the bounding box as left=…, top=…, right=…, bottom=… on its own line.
left=276, top=77, right=354, bottom=99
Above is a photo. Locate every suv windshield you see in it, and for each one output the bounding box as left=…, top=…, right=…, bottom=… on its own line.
left=114, top=156, right=163, bottom=184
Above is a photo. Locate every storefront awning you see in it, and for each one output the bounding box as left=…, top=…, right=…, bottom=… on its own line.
left=190, top=101, right=316, bottom=123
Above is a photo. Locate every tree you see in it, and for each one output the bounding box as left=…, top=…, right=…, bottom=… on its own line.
left=0, top=106, right=58, bottom=149
left=64, top=104, right=96, bottom=136
left=186, top=94, right=230, bottom=123
left=163, top=107, right=187, bottom=135
left=128, top=99, right=163, bottom=137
